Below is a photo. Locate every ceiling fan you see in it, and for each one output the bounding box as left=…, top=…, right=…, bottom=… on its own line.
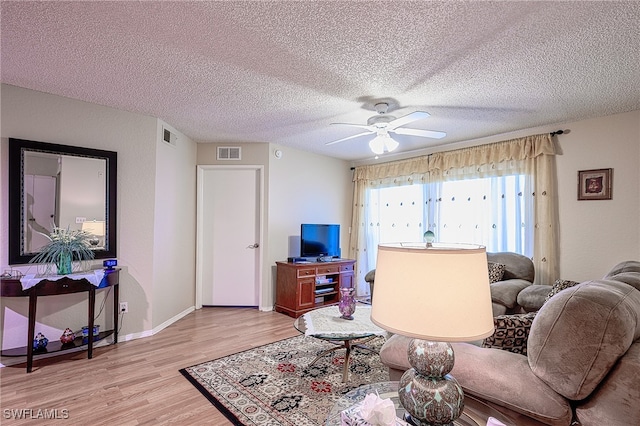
left=326, top=102, right=446, bottom=154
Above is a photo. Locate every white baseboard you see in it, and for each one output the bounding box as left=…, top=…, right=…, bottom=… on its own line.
left=1, top=306, right=196, bottom=368
left=117, top=305, right=195, bottom=342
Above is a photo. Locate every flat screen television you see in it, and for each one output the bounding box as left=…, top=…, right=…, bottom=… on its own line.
left=300, top=224, right=340, bottom=259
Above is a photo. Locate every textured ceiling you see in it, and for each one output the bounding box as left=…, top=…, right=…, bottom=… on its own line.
left=2, top=1, right=639, bottom=161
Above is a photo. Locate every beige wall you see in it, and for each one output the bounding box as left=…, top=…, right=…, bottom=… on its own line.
left=0, top=84, right=197, bottom=351
left=152, top=121, right=197, bottom=329
left=554, top=110, right=640, bottom=281
left=266, top=145, right=353, bottom=307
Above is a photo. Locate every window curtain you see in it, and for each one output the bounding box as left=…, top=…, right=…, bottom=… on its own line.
left=347, top=134, right=559, bottom=296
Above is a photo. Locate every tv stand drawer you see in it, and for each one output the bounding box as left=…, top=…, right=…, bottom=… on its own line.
left=316, top=265, right=340, bottom=274
left=297, top=268, right=316, bottom=278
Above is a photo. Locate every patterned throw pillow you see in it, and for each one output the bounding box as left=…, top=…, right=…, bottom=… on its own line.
left=482, top=312, right=537, bottom=355
left=545, top=279, right=580, bottom=303
left=488, top=262, right=506, bottom=283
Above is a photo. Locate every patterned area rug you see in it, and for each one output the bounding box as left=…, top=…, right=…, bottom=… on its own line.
left=180, top=334, right=389, bottom=425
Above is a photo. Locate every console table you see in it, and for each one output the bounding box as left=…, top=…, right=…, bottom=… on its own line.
left=0, top=269, right=120, bottom=372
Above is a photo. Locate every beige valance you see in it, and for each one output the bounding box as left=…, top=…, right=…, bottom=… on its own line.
left=353, top=133, right=556, bottom=182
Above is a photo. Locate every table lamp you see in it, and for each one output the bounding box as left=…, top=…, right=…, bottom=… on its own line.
left=82, top=220, right=105, bottom=247
left=371, top=243, right=494, bottom=425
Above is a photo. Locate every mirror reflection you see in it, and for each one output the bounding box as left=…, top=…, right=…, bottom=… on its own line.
left=23, top=151, right=107, bottom=253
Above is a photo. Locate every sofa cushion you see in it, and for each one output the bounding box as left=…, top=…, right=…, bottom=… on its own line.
left=490, top=279, right=532, bottom=308
left=488, top=262, right=506, bottom=283
left=451, top=343, right=573, bottom=426
left=482, top=312, right=537, bottom=355
left=544, top=279, right=579, bottom=303
left=574, top=341, right=640, bottom=426
left=528, top=280, right=640, bottom=400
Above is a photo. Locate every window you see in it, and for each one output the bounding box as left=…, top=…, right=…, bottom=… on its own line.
left=364, top=174, right=533, bottom=267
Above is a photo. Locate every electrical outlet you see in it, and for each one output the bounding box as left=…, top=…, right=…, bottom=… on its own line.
left=119, top=302, right=128, bottom=313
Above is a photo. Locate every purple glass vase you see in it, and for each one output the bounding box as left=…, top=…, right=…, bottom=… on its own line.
left=339, top=287, right=356, bottom=320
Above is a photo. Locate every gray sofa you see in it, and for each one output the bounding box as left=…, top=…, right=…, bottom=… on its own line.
left=379, top=261, right=640, bottom=425
left=366, top=251, right=536, bottom=316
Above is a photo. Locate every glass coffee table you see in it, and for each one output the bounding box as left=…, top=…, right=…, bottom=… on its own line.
left=326, top=381, right=517, bottom=426
left=294, top=305, right=386, bottom=382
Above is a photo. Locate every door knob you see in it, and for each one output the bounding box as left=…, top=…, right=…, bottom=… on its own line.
left=247, top=243, right=260, bottom=249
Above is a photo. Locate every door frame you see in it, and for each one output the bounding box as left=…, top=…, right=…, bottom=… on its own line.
left=195, top=164, right=265, bottom=310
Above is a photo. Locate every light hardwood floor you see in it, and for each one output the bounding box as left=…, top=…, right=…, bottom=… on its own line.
left=0, top=307, right=299, bottom=425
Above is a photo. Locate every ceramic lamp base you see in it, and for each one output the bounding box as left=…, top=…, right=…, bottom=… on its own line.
left=398, top=340, right=464, bottom=426
left=404, top=413, right=453, bottom=426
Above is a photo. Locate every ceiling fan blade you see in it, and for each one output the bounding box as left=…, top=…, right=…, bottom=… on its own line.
left=387, top=111, right=430, bottom=130
left=392, top=127, right=447, bottom=139
left=325, top=131, right=373, bottom=146
left=330, top=122, right=373, bottom=131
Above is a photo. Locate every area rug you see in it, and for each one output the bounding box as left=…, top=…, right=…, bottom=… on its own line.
left=180, top=334, right=389, bottom=426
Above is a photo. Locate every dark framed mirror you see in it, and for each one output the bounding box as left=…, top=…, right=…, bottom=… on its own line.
left=8, top=138, right=117, bottom=265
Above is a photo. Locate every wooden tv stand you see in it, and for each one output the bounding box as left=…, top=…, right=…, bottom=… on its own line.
left=274, top=259, right=355, bottom=318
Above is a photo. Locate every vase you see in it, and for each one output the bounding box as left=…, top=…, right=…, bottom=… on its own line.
left=33, top=332, right=48, bottom=351
left=57, top=252, right=73, bottom=275
left=339, top=287, right=356, bottom=320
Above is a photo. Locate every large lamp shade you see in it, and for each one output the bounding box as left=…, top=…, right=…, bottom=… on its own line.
left=370, top=243, right=494, bottom=341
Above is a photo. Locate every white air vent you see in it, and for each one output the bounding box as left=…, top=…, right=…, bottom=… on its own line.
left=217, top=146, right=241, bottom=160
left=163, top=128, right=177, bottom=146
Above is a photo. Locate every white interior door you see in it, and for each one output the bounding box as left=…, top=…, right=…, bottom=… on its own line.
left=197, top=166, right=262, bottom=307
left=25, top=174, right=56, bottom=253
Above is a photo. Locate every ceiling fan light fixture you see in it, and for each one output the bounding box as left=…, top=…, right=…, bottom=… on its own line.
left=369, top=133, right=398, bottom=155
left=385, top=136, right=399, bottom=152
left=369, top=135, right=386, bottom=155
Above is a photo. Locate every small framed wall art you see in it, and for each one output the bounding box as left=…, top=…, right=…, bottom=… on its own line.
left=578, top=168, right=612, bottom=200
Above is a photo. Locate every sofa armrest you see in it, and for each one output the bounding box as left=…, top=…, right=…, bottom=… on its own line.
left=379, top=334, right=412, bottom=373
left=491, top=279, right=532, bottom=308
left=364, top=269, right=375, bottom=283
left=517, top=285, right=551, bottom=312
left=379, top=336, right=573, bottom=426
left=451, top=343, right=573, bottom=426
